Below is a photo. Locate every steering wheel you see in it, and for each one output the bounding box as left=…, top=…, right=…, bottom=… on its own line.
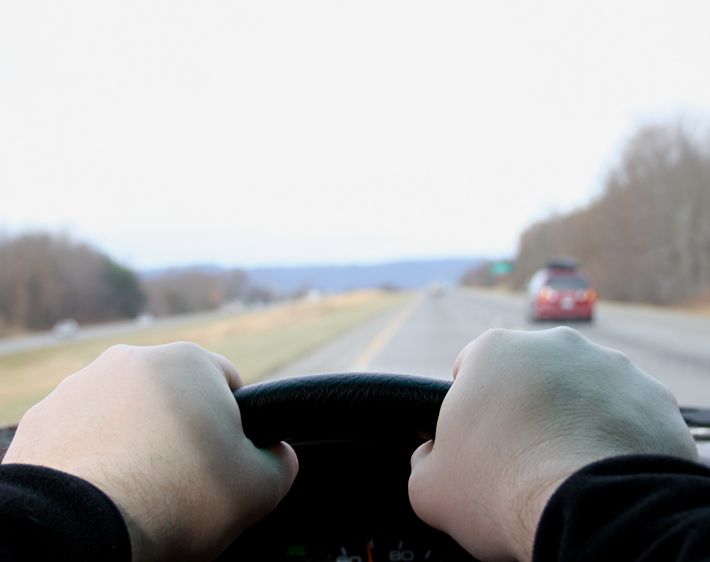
left=218, top=373, right=476, bottom=562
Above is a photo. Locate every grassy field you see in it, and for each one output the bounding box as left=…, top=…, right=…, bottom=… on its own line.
left=0, top=290, right=410, bottom=426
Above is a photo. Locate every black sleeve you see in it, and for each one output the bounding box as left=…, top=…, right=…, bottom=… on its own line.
left=533, top=455, right=710, bottom=562
left=0, top=464, right=131, bottom=561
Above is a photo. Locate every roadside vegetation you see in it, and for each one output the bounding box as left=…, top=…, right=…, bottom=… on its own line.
left=0, top=290, right=410, bottom=425
left=0, top=233, right=277, bottom=337
left=464, top=119, right=710, bottom=307
left=0, top=234, right=145, bottom=334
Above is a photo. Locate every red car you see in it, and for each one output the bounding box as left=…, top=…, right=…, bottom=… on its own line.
left=527, top=261, right=596, bottom=322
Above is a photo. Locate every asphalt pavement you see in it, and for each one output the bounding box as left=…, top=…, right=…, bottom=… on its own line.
left=270, top=288, right=710, bottom=409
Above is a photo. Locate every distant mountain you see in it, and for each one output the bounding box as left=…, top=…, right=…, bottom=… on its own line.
left=141, top=258, right=485, bottom=295
left=140, top=263, right=228, bottom=280
left=248, top=258, right=483, bottom=293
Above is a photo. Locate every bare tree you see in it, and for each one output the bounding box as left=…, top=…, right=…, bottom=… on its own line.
left=0, top=232, right=145, bottom=331
left=514, top=120, right=710, bottom=305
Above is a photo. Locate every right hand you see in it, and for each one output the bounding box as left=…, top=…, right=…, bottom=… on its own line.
left=4, top=342, right=298, bottom=561
left=409, top=327, right=697, bottom=562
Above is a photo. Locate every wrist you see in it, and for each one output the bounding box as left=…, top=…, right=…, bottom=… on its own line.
left=508, top=474, right=569, bottom=562
left=53, top=462, right=162, bottom=561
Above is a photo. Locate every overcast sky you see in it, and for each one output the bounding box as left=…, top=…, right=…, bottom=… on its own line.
left=1, top=1, right=709, bottom=268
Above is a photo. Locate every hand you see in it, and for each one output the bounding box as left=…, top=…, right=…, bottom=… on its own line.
left=409, top=327, right=697, bottom=562
left=3, top=342, right=298, bottom=561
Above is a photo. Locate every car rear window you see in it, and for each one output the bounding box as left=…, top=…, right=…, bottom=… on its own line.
left=545, top=276, right=590, bottom=290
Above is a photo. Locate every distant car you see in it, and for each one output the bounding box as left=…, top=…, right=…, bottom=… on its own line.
left=527, top=262, right=596, bottom=322
left=52, top=319, right=79, bottom=340
left=134, top=313, right=155, bottom=327
left=428, top=281, right=448, bottom=297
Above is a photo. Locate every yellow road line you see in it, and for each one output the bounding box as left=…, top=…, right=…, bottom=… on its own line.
left=349, top=296, right=423, bottom=371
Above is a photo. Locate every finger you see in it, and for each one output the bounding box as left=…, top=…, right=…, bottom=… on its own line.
left=408, top=440, right=440, bottom=530
left=245, top=442, right=299, bottom=515
left=411, top=439, right=434, bottom=469
left=208, top=351, right=243, bottom=391
left=453, top=329, right=509, bottom=379
left=452, top=340, right=475, bottom=379
left=266, top=441, right=299, bottom=488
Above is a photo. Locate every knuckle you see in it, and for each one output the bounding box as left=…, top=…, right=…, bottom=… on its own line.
left=614, top=349, right=632, bottom=364
left=99, top=344, right=148, bottom=369
left=476, top=328, right=512, bottom=348
left=551, top=325, right=582, bottom=340
left=654, top=379, right=678, bottom=406
left=18, top=400, right=44, bottom=425
left=483, top=327, right=508, bottom=339
left=164, top=340, right=204, bottom=357
left=102, top=343, right=133, bottom=358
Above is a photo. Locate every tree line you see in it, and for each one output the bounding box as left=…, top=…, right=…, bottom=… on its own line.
left=511, top=120, right=710, bottom=305
left=0, top=233, right=145, bottom=332
left=0, top=233, right=274, bottom=334
left=143, top=267, right=275, bottom=317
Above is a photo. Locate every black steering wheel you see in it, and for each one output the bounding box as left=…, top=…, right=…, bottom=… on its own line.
left=219, top=373, right=710, bottom=561
left=218, top=373, right=476, bottom=562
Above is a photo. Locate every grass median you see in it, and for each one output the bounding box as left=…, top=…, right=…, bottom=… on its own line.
left=0, top=290, right=411, bottom=426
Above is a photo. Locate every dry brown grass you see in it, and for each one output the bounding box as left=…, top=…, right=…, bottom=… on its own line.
left=0, top=290, right=410, bottom=425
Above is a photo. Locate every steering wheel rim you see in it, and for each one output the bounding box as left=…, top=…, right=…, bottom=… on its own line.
left=233, top=373, right=452, bottom=447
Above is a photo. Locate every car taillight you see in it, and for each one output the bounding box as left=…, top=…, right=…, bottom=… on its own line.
left=539, top=287, right=557, bottom=302
left=582, top=289, right=597, bottom=302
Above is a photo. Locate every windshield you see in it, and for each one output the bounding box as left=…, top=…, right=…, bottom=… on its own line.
left=546, top=277, right=590, bottom=290
left=1, top=1, right=709, bottom=428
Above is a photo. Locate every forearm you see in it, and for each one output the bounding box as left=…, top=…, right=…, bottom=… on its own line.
left=534, top=455, right=710, bottom=562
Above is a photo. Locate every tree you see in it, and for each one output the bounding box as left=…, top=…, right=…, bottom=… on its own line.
left=103, top=258, right=146, bottom=318
left=513, top=120, right=710, bottom=305
left=0, top=232, right=146, bottom=331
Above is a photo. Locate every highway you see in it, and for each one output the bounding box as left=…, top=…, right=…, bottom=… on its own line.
left=270, top=288, right=710, bottom=409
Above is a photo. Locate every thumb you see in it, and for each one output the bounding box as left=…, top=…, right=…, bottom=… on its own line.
left=239, top=441, right=299, bottom=524
left=409, top=440, right=440, bottom=528
left=264, top=441, right=299, bottom=500
left=410, top=439, right=434, bottom=471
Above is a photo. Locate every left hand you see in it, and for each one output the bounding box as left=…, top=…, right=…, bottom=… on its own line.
left=4, top=342, right=298, bottom=561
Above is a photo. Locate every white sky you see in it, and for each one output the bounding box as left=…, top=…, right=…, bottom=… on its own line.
left=1, top=1, right=709, bottom=268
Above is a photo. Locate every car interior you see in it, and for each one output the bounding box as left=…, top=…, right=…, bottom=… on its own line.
left=219, top=373, right=710, bottom=562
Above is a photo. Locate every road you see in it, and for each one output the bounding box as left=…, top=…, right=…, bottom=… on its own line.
left=271, top=288, right=710, bottom=409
